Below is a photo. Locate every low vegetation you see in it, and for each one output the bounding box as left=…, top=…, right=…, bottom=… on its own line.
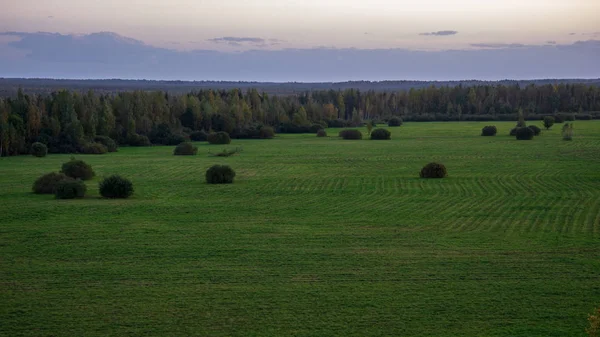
left=543, top=116, right=555, bottom=130
left=316, top=129, right=327, bottom=137
left=339, top=129, right=363, bottom=140
left=93, top=136, right=118, bottom=152
left=32, top=172, right=70, bottom=194
left=173, top=142, right=198, bottom=156
left=209, top=147, right=242, bottom=157
left=388, top=117, right=403, bottom=127
left=562, top=123, right=574, bottom=140
left=420, top=162, right=447, bottom=178
left=205, top=165, right=236, bottom=184
left=481, top=125, right=497, bottom=136
left=99, top=175, right=134, bottom=199
left=54, top=179, right=86, bottom=199
left=370, top=128, right=391, bottom=140
left=207, top=131, right=231, bottom=145
left=515, top=127, right=535, bottom=140
left=30, top=142, right=48, bottom=157
left=80, top=142, right=108, bottom=155
left=61, top=158, right=95, bottom=180
left=528, top=125, right=542, bottom=136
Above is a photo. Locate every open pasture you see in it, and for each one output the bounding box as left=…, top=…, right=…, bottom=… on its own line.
left=1, top=121, right=599, bottom=336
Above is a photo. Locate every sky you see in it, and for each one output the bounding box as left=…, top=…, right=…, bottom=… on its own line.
left=2, top=0, right=599, bottom=51
left=0, top=0, right=599, bottom=81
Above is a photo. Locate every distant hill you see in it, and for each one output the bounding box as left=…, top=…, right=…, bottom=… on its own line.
left=1, top=78, right=599, bottom=97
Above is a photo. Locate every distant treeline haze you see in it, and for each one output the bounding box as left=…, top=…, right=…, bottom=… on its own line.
left=1, top=83, right=599, bottom=156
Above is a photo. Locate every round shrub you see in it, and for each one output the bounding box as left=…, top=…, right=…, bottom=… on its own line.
left=316, top=129, right=327, bottom=137
left=99, top=175, right=134, bottom=199
left=420, top=162, right=448, bottom=179
left=481, top=126, right=497, bottom=136
left=31, top=142, right=48, bottom=157
left=190, top=130, right=209, bottom=141
left=543, top=116, right=555, bottom=130
left=206, top=165, right=236, bottom=184
left=207, top=131, right=231, bottom=145
left=509, top=127, right=519, bottom=136
left=54, top=179, right=86, bottom=199
left=527, top=125, right=541, bottom=136
left=61, top=159, right=95, bottom=180
left=515, top=127, right=535, bottom=140
left=259, top=126, right=275, bottom=139
left=339, top=129, right=363, bottom=140
left=32, top=172, right=70, bottom=194
left=94, top=136, right=118, bottom=152
left=80, top=142, right=108, bottom=155
left=174, top=142, right=198, bottom=155
left=388, top=117, right=403, bottom=127
left=370, top=128, right=391, bottom=140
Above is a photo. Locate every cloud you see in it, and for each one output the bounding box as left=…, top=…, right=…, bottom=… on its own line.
left=0, top=31, right=599, bottom=81
left=470, top=43, right=527, bottom=49
left=569, top=32, right=576, bottom=36
left=208, top=37, right=265, bottom=44
left=419, top=30, right=458, bottom=36
left=47, top=16, right=54, bottom=19
left=546, top=41, right=557, bottom=45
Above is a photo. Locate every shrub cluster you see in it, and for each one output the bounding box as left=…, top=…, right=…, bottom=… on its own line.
left=54, top=179, right=87, bottom=199
left=207, top=131, right=231, bottom=145
left=388, top=117, right=403, bottom=127
left=543, top=116, right=555, bottom=130
left=515, top=127, right=535, bottom=140
left=80, top=142, right=108, bottom=155
left=206, top=165, right=236, bottom=184
left=174, top=142, right=198, bottom=155
left=339, top=129, right=363, bottom=140
left=32, top=172, right=70, bottom=194
left=370, top=128, right=391, bottom=140
left=93, top=136, right=118, bottom=152
left=31, top=142, right=48, bottom=157
left=189, top=130, right=209, bottom=141
left=481, top=126, right=497, bottom=136
left=259, top=126, right=275, bottom=139
left=527, top=125, right=541, bottom=136
left=420, top=162, right=448, bottom=179
left=99, top=175, right=134, bottom=199
left=61, top=158, right=95, bottom=180
left=316, top=129, right=327, bottom=137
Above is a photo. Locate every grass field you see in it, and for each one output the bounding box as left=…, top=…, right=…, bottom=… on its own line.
left=1, top=121, right=599, bottom=336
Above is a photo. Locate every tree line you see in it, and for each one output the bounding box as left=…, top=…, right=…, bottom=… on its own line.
left=1, top=83, right=599, bottom=156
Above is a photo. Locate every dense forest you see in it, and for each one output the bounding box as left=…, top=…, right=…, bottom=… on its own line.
left=1, top=83, right=599, bottom=156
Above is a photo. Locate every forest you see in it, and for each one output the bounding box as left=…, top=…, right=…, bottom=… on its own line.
left=1, top=82, right=599, bottom=156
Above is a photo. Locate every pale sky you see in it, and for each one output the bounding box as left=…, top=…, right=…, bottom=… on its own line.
left=1, top=0, right=599, bottom=51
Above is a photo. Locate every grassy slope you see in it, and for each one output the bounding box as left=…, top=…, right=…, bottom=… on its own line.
left=1, top=121, right=599, bottom=336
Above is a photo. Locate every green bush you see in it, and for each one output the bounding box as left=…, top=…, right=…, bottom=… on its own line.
left=388, top=117, right=403, bottom=127
left=61, top=158, right=95, bottom=180
left=54, top=179, right=86, bottom=199
left=80, top=142, right=108, bottom=155
left=99, top=175, right=134, bottom=199
left=481, top=126, right=497, bottom=136
left=543, top=116, right=555, bottom=130
left=515, top=127, right=535, bottom=140
left=370, top=128, right=391, bottom=140
left=339, top=129, right=363, bottom=140
left=316, top=129, right=327, bottom=137
left=173, top=142, right=198, bottom=155
left=93, top=136, right=118, bottom=152
left=30, top=142, right=48, bottom=157
left=509, top=127, right=519, bottom=136
left=128, top=134, right=152, bottom=147
left=206, top=165, right=236, bottom=184
left=207, top=131, right=231, bottom=145
left=528, top=125, right=541, bottom=136
left=420, top=162, right=447, bottom=179
left=190, top=130, right=209, bottom=141
left=32, top=172, right=70, bottom=194
left=259, top=126, right=275, bottom=139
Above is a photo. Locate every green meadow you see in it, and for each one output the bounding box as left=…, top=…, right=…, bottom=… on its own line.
left=1, top=121, right=599, bottom=336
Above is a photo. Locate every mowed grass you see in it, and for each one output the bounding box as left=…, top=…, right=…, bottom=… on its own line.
left=1, top=121, right=599, bottom=337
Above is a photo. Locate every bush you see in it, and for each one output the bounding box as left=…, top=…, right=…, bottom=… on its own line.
left=99, top=175, right=134, bottom=199
left=207, top=131, right=231, bottom=145
left=259, top=126, right=275, bottom=139
left=80, top=142, right=108, bottom=155
left=420, top=162, right=447, bottom=179
left=509, top=127, right=519, bottom=136
left=339, top=129, right=363, bottom=140
left=388, top=117, right=403, bottom=127
left=543, top=116, right=555, bottom=130
left=481, top=126, right=497, bottom=136
left=527, top=125, right=541, bottom=136
left=128, top=134, right=152, bottom=147
left=54, top=179, right=86, bottom=199
left=515, top=127, right=535, bottom=140
left=93, top=136, right=118, bottom=152
left=32, top=172, right=70, bottom=194
left=31, top=142, right=48, bottom=157
left=309, top=124, right=323, bottom=133
left=370, top=128, right=391, bottom=140
left=190, top=130, right=209, bottom=141
left=316, top=129, right=327, bottom=137
left=174, top=142, right=198, bottom=155
left=206, top=165, right=236, bottom=184
left=61, top=158, right=95, bottom=180
left=562, top=123, right=574, bottom=141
